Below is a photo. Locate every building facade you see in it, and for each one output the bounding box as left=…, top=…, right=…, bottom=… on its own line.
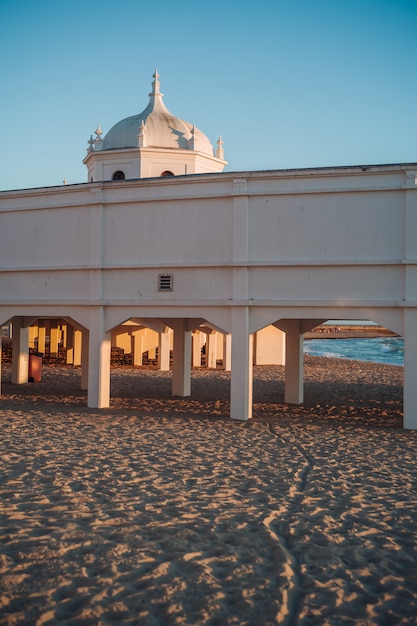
left=1, top=73, right=416, bottom=427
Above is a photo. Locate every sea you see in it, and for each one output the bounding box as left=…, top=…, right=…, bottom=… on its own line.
left=304, top=336, right=404, bottom=366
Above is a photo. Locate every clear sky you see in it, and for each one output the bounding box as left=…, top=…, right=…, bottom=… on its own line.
left=1, top=0, right=416, bottom=190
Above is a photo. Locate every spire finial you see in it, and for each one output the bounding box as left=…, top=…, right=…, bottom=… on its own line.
left=94, top=124, right=103, bottom=151
left=138, top=120, right=146, bottom=148
left=150, top=69, right=161, bottom=96
left=148, top=69, right=169, bottom=114
left=190, top=124, right=198, bottom=151
left=216, top=136, right=224, bottom=160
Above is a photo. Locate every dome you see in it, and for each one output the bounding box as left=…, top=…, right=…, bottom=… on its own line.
left=101, top=71, right=215, bottom=156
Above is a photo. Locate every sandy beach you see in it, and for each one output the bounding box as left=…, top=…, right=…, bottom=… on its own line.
left=1, top=356, right=416, bottom=625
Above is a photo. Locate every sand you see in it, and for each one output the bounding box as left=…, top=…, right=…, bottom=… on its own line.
left=0, top=356, right=416, bottom=625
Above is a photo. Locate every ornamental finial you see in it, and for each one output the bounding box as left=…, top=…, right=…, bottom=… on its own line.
left=216, top=136, right=224, bottom=160
left=87, top=134, right=95, bottom=153
left=138, top=120, right=146, bottom=148
left=150, top=69, right=162, bottom=96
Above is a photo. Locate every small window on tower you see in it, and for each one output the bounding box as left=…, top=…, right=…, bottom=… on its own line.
left=158, top=274, right=173, bottom=291
left=160, top=170, right=174, bottom=177
left=112, top=170, right=125, bottom=180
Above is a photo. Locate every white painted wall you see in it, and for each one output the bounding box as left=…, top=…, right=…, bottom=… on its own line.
left=1, top=164, right=416, bottom=425
left=254, top=326, right=285, bottom=365
left=2, top=167, right=413, bottom=318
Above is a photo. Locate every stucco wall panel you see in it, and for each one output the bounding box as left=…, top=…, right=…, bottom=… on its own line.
left=103, top=199, right=233, bottom=266
left=248, top=191, right=404, bottom=262
left=248, top=266, right=404, bottom=303
left=0, top=166, right=412, bottom=317
left=0, top=270, right=92, bottom=303
left=102, top=268, right=231, bottom=302
left=0, top=207, right=92, bottom=268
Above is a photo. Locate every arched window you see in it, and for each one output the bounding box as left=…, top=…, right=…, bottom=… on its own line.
left=160, top=170, right=174, bottom=177
left=112, top=170, right=125, bottom=180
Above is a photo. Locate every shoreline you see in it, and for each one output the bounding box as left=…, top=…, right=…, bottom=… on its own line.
left=304, top=328, right=399, bottom=340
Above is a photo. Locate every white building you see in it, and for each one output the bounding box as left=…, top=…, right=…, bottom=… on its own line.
left=1, top=72, right=416, bottom=428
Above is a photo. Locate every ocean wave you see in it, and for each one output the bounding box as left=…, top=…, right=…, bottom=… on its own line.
left=304, top=337, right=404, bottom=366
left=304, top=347, right=342, bottom=359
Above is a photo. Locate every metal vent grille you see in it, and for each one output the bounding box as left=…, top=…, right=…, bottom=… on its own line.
left=158, top=274, right=173, bottom=291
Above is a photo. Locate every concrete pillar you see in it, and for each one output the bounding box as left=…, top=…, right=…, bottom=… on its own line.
left=37, top=321, right=46, bottom=354
left=403, top=176, right=417, bottom=429
left=230, top=308, right=253, bottom=420
left=192, top=331, right=202, bottom=367
left=81, top=330, right=89, bottom=391
left=0, top=332, right=2, bottom=396
left=11, top=318, right=29, bottom=384
left=66, top=325, right=75, bottom=364
left=49, top=320, right=60, bottom=357
left=66, top=326, right=82, bottom=366
left=87, top=308, right=111, bottom=408
left=29, top=324, right=37, bottom=350
left=61, top=323, right=68, bottom=352
left=404, top=309, right=417, bottom=430
left=223, top=333, right=232, bottom=371
left=172, top=319, right=192, bottom=397
left=159, top=328, right=171, bottom=371
left=73, top=329, right=82, bottom=366
left=132, top=330, right=144, bottom=366
left=207, top=331, right=218, bottom=369
left=284, top=319, right=304, bottom=404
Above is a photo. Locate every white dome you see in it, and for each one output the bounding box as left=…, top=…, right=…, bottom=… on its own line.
left=102, top=71, right=215, bottom=156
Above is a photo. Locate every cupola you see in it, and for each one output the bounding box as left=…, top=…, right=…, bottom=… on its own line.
left=83, top=71, right=227, bottom=182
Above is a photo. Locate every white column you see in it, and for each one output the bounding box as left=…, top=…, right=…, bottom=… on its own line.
left=29, top=324, right=37, bottom=350
left=11, top=318, right=29, bottom=384
left=223, top=333, right=232, bottom=371
left=132, top=330, right=144, bottom=366
left=192, top=331, right=202, bottom=367
left=403, top=174, right=417, bottom=429
left=230, top=308, right=253, bottom=420
left=49, top=320, right=60, bottom=357
left=172, top=319, right=192, bottom=397
left=81, top=330, right=89, bottom=391
left=403, top=309, right=417, bottom=430
left=87, top=308, right=111, bottom=408
left=66, top=325, right=75, bottom=364
left=284, top=319, right=304, bottom=404
left=158, top=328, right=171, bottom=371
left=37, top=321, right=46, bottom=354
left=73, top=329, right=82, bottom=366
left=207, top=331, right=218, bottom=369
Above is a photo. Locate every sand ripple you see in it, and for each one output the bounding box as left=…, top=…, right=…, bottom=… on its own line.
left=0, top=358, right=416, bottom=624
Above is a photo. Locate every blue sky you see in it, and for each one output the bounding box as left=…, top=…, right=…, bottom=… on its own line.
left=1, top=0, right=416, bottom=190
